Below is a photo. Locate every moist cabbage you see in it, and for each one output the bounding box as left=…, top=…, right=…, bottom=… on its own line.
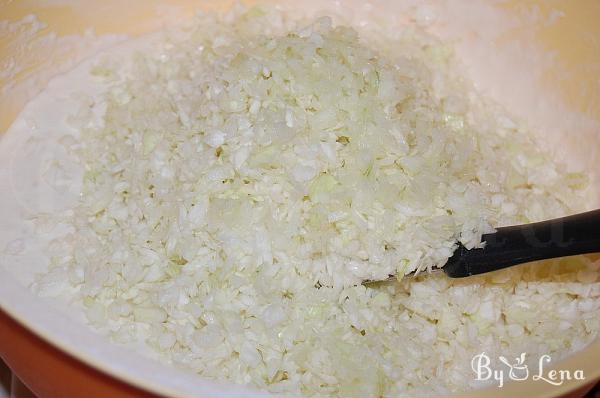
left=34, top=6, right=600, bottom=398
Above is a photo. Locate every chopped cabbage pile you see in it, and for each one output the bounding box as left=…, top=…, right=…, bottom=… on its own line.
left=34, top=6, right=600, bottom=397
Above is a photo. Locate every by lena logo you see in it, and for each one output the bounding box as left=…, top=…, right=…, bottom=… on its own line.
left=471, top=352, right=585, bottom=388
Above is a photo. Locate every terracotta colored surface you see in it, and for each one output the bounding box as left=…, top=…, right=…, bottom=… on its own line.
left=0, top=309, right=156, bottom=398
left=11, top=376, right=38, bottom=398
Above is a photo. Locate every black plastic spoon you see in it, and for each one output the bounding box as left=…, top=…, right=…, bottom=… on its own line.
left=368, top=209, right=600, bottom=282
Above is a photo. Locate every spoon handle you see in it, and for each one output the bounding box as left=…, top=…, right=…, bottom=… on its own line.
left=443, top=209, right=600, bottom=278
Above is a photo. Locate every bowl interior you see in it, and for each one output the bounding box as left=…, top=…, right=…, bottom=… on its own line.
left=0, top=1, right=599, bottom=398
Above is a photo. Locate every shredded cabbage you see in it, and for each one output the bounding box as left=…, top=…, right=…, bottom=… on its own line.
left=33, top=6, right=599, bottom=398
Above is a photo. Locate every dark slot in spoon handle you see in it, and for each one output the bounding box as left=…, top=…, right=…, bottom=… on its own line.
left=444, top=209, right=600, bottom=278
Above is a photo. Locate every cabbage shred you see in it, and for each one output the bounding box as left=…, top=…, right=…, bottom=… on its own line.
left=35, top=7, right=599, bottom=398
